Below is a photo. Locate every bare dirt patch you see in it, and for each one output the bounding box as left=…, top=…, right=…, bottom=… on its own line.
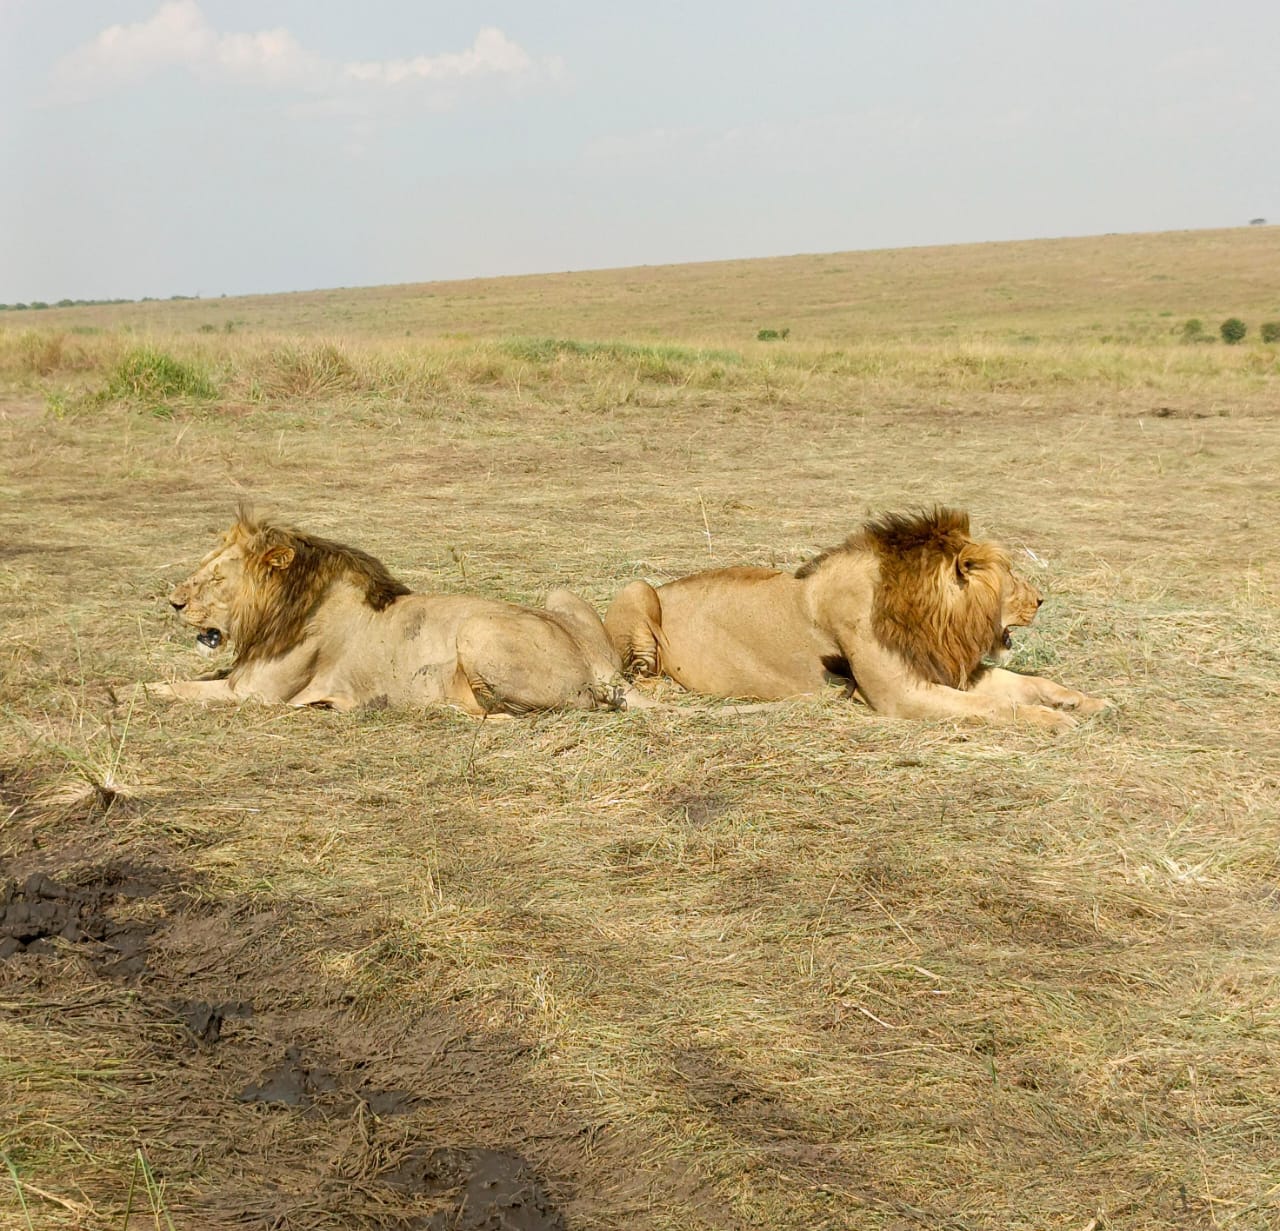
left=175, top=997, right=254, bottom=1044
left=384, top=1147, right=565, bottom=1231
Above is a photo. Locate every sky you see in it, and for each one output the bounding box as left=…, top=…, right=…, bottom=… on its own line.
left=2, top=0, right=1278, bottom=302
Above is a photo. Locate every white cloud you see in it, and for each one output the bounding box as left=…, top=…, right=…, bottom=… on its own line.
left=52, top=0, right=210, bottom=94
left=344, top=27, right=557, bottom=86
left=206, top=27, right=326, bottom=90
left=49, top=1, right=556, bottom=104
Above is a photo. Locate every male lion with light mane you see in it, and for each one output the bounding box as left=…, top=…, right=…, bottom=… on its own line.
left=604, top=507, right=1110, bottom=732
left=147, top=509, right=636, bottom=716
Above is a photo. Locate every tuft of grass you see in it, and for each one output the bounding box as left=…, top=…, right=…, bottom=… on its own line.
left=259, top=340, right=361, bottom=398
left=1220, top=317, right=1247, bottom=345
left=16, top=331, right=68, bottom=376
left=101, top=345, right=217, bottom=406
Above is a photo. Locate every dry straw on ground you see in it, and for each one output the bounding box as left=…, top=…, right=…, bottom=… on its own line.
left=2, top=227, right=1278, bottom=1229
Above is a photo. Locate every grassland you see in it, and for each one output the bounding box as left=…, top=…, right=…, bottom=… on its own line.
left=1, top=226, right=1279, bottom=1230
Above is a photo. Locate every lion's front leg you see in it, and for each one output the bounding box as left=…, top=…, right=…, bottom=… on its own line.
left=969, top=667, right=1111, bottom=716
left=840, top=634, right=1080, bottom=732
left=145, top=677, right=241, bottom=703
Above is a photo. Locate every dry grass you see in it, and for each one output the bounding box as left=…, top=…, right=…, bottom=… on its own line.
left=2, top=227, right=1279, bottom=1229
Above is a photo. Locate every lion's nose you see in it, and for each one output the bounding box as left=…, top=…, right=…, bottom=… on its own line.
left=170, top=598, right=186, bottom=612
left=1036, top=596, right=1044, bottom=608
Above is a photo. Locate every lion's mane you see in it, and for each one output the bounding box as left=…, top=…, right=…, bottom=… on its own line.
left=796, top=507, right=1006, bottom=688
left=228, top=508, right=411, bottom=666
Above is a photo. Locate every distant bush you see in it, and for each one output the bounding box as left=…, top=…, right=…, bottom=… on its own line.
left=1179, top=318, right=1205, bottom=341
left=1220, top=318, right=1247, bottom=345
left=0, top=296, right=133, bottom=311
left=103, top=347, right=217, bottom=404
left=1260, top=321, right=1280, bottom=344
left=756, top=328, right=790, bottom=341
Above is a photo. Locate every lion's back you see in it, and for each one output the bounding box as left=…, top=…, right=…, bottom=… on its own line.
left=652, top=567, right=836, bottom=699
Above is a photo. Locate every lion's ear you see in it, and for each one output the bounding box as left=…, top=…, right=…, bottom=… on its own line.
left=954, top=550, right=980, bottom=585
left=954, top=541, right=1006, bottom=587
left=262, top=544, right=296, bottom=570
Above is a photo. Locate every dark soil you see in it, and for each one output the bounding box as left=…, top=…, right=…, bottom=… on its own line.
left=386, top=1147, right=566, bottom=1231
left=238, top=1044, right=339, bottom=1106
left=0, top=864, right=167, bottom=974
left=176, top=997, right=254, bottom=1044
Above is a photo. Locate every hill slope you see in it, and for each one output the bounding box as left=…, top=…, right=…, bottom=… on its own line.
left=8, top=225, right=1279, bottom=344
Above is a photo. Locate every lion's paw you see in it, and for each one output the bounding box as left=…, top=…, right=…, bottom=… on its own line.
left=594, top=682, right=629, bottom=712
left=1075, top=695, right=1113, bottom=716
left=1022, top=704, right=1079, bottom=733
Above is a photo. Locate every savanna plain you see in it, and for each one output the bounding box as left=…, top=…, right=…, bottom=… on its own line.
left=1, top=226, right=1278, bottom=1230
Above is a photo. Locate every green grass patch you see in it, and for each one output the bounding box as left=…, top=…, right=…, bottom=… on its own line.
left=101, top=345, right=217, bottom=405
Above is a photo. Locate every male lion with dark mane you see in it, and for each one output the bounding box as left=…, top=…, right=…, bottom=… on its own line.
left=147, top=509, right=635, bottom=716
left=604, top=507, right=1110, bottom=732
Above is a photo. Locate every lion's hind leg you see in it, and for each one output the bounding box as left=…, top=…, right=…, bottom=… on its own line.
left=603, top=581, right=664, bottom=678
left=544, top=588, right=624, bottom=678
left=455, top=611, right=611, bottom=715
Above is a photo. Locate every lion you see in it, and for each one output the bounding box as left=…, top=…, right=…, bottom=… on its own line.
left=146, top=509, right=636, bottom=717
left=603, top=507, right=1110, bottom=731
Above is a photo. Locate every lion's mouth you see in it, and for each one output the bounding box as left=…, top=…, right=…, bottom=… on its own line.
left=196, top=628, right=224, bottom=654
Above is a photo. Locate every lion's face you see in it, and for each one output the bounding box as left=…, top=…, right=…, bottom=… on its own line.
left=997, top=570, right=1043, bottom=653
left=167, top=537, right=248, bottom=652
